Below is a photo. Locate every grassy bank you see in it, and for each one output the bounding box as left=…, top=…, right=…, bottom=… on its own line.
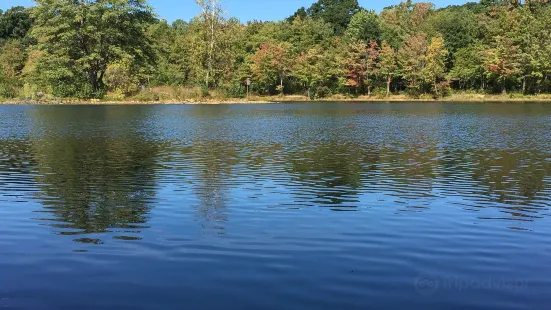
left=2, top=87, right=551, bottom=105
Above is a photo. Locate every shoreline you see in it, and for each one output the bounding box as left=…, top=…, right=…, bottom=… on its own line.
left=2, top=95, right=551, bottom=105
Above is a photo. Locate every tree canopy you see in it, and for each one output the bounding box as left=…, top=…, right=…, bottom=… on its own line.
left=290, top=0, right=361, bottom=34
left=0, top=6, right=32, bottom=41
left=0, top=0, right=551, bottom=100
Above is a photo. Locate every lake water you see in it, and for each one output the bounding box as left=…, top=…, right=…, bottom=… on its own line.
left=1, top=103, right=550, bottom=309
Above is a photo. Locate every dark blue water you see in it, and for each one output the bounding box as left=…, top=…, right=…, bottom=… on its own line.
left=1, top=103, right=550, bottom=310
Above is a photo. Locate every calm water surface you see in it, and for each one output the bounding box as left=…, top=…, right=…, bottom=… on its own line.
left=1, top=103, right=550, bottom=309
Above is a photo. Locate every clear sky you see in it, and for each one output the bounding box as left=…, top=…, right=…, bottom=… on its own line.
left=2, top=0, right=469, bottom=23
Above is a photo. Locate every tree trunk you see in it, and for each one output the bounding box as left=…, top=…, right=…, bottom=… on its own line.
left=206, top=0, right=216, bottom=89
left=386, top=75, right=391, bottom=96
left=366, top=75, right=371, bottom=96
left=522, top=77, right=526, bottom=94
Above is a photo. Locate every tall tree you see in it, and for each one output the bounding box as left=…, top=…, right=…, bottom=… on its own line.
left=422, top=36, right=448, bottom=95
left=293, top=46, right=336, bottom=98
left=291, top=0, right=361, bottom=35
left=380, top=1, right=433, bottom=49
left=423, top=7, right=480, bottom=55
left=449, top=43, right=486, bottom=90
left=196, top=0, right=224, bottom=88
left=344, top=9, right=381, bottom=43
left=29, top=0, right=155, bottom=98
left=280, top=17, right=334, bottom=55
left=378, top=41, right=398, bottom=95
left=364, top=41, right=381, bottom=95
left=338, top=40, right=379, bottom=95
left=0, top=39, right=26, bottom=98
left=250, top=42, right=293, bottom=94
left=0, top=6, right=32, bottom=41
left=483, top=36, right=521, bottom=94
left=397, top=33, right=428, bottom=91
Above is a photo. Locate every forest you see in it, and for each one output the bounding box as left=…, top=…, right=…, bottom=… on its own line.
left=0, top=0, right=550, bottom=101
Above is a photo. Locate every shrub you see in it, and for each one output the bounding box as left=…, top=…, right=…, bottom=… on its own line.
left=105, top=59, right=140, bottom=96
left=221, top=83, right=245, bottom=98
left=315, top=86, right=331, bottom=99
left=200, top=85, right=210, bottom=98
left=175, top=86, right=204, bottom=100
left=406, top=87, right=422, bottom=99
left=435, top=81, right=451, bottom=98
left=0, top=76, right=20, bottom=98
left=372, top=87, right=388, bottom=99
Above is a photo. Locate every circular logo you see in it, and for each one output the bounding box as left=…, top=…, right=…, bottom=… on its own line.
left=414, top=275, right=440, bottom=296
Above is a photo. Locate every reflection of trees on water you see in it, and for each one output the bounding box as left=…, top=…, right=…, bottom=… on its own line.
left=176, top=133, right=551, bottom=219
left=282, top=139, right=551, bottom=217
left=0, top=139, right=37, bottom=197
left=184, top=141, right=237, bottom=233
left=367, top=146, right=551, bottom=218
left=28, top=107, right=160, bottom=243
left=287, top=142, right=373, bottom=210
left=469, top=150, right=549, bottom=202
left=183, top=105, right=238, bottom=234
left=5, top=103, right=550, bottom=237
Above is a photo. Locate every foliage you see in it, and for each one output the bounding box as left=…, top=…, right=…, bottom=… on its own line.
left=294, top=0, right=361, bottom=34
left=449, top=43, right=486, bottom=89
left=378, top=41, right=398, bottom=95
left=338, top=41, right=380, bottom=95
left=422, top=36, right=449, bottom=95
left=344, top=9, right=381, bottom=43
left=294, top=46, right=336, bottom=98
left=105, top=57, right=141, bottom=97
left=0, top=6, right=32, bottom=41
left=0, top=39, right=26, bottom=98
left=397, top=33, right=428, bottom=91
left=250, top=42, right=292, bottom=94
left=1, top=0, right=551, bottom=100
left=28, top=0, right=156, bottom=98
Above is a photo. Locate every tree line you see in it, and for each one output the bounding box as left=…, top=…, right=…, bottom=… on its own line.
left=0, top=0, right=550, bottom=100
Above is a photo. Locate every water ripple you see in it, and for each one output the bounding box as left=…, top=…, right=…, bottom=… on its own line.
left=0, top=103, right=550, bottom=309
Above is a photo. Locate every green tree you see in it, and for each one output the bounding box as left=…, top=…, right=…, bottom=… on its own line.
left=0, top=39, right=26, bottom=98
left=423, top=7, right=480, bottom=55
left=293, top=46, right=336, bottom=98
left=380, top=1, right=433, bottom=49
left=378, top=41, right=398, bottom=95
left=287, top=7, right=307, bottom=22
left=196, top=0, right=225, bottom=88
left=148, top=20, right=188, bottom=86
left=292, top=0, right=361, bottom=35
left=344, top=9, right=381, bottom=43
left=281, top=17, right=334, bottom=55
left=0, top=6, right=32, bottom=41
left=180, top=16, right=245, bottom=89
left=1, top=0, right=550, bottom=99
left=29, top=0, right=156, bottom=98
left=171, top=19, right=189, bottom=32
left=105, top=57, right=140, bottom=97
left=449, top=43, right=486, bottom=90
left=397, top=33, right=428, bottom=91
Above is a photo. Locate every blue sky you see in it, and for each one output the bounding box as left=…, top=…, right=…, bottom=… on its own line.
left=2, top=0, right=469, bottom=23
